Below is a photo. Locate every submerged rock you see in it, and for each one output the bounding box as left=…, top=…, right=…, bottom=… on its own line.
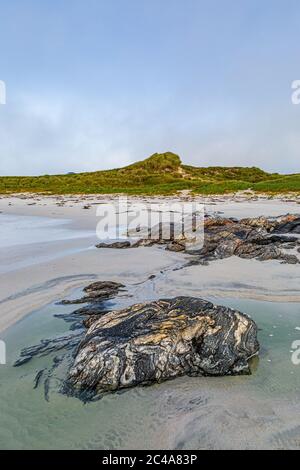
left=67, top=296, right=259, bottom=395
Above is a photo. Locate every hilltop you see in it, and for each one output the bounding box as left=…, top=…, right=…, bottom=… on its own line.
left=0, top=152, right=299, bottom=195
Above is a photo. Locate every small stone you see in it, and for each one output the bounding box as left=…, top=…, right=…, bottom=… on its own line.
left=96, top=241, right=131, bottom=249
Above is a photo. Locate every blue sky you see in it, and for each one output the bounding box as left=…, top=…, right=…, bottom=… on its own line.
left=0, top=0, right=300, bottom=175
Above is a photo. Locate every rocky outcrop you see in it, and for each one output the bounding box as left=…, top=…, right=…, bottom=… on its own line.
left=67, top=297, right=259, bottom=395
left=192, top=214, right=300, bottom=265
left=95, top=214, right=300, bottom=265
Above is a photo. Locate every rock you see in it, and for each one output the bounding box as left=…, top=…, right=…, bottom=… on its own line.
left=96, top=241, right=131, bottom=249
left=14, top=332, right=83, bottom=367
left=83, top=281, right=124, bottom=294
left=273, top=216, right=300, bottom=234
left=128, top=221, right=179, bottom=242
left=280, top=254, right=299, bottom=264
left=60, top=280, right=125, bottom=305
left=130, top=238, right=157, bottom=248
left=14, top=280, right=125, bottom=370
left=166, top=241, right=186, bottom=252
left=193, top=214, right=300, bottom=265
left=67, top=296, right=259, bottom=395
left=83, top=315, right=103, bottom=329
left=94, top=214, right=300, bottom=265
left=283, top=242, right=297, bottom=249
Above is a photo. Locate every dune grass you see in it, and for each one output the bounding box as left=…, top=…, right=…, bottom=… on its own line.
left=0, top=152, right=299, bottom=195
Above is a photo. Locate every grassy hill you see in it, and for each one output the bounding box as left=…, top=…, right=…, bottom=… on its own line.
left=0, top=152, right=299, bottom=195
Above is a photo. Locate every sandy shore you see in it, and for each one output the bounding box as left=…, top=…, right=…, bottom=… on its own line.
left=1, top=192, right=300, bottom=226
left=0, top=193, right=299, bottom=333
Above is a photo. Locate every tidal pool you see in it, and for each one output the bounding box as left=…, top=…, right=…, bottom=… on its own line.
left=0, top=295, right=300, bottom=450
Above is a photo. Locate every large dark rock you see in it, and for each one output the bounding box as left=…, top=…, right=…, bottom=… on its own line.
left=67, top=297, right=259, bottom=395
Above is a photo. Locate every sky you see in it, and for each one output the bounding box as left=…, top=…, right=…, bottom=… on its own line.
left=0, top=0, right=300, bottom=175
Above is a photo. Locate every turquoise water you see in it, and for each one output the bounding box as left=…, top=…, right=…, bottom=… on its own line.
left=0, top=295, right=300, bottom=450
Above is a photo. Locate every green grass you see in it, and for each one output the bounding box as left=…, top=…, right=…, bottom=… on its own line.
left=0, top=152, right=299, bottom=195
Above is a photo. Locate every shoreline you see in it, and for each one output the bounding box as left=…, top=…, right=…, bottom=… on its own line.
left=0, top=194, right=299, bottom=333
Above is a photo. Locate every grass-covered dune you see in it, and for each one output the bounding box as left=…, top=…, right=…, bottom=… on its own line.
left=0, top=152, right=299, bottom=195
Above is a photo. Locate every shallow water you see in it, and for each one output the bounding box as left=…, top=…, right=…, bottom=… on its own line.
left=0, top=210, right=300, bottom=449
left=0, top=293, right=300, bottom=450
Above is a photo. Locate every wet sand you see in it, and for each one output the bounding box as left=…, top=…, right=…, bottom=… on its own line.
left=0, top=193, right=299, bottom=332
